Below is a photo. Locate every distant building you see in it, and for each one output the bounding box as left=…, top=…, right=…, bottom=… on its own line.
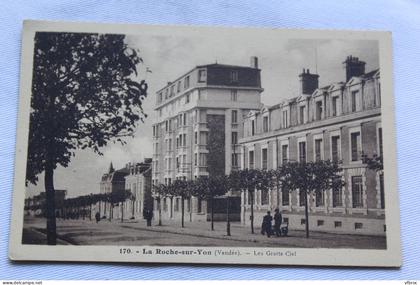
left=100, top=162, right=129, bottom=195
left=124, top=158, right=153, bottom=219
left=240, top=56, right=384, bottom=235
left=152, top=57, right=263, bottom=221
left=24, top=189, right=67, bottom=217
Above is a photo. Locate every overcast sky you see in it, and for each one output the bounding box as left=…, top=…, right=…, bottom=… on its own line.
left=26, top=31, right=378, bottom=198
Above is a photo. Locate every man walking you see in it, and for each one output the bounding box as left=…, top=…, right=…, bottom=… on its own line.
left=261, top=211, right=273, bottom=237
left=273, top=208, right=283, bottom=237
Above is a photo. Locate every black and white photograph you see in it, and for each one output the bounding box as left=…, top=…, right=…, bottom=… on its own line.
left=9, top=21, right=401, bottom=266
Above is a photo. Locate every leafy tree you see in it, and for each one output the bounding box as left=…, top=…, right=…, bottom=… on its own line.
left=194, top=175, right=229, bottom=231
left=25, top=32, right=148, bottom=244
left=362, top=153, right=383, bottom=172
left=171, top=179, right=195, bottom=228
left=153, top=183, right=168, bottom=226
left=282, top=160, right=344, bottom=238
left=230, top=169, right=270, bottom=234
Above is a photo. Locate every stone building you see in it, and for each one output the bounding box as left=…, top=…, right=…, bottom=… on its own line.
left=240, top=56, right=385, bottom=235
left=99, top=162, right=129, bottom=195
left=124, top=158, right=153, bottom=219
left=152, top=57, right=263, bottom=221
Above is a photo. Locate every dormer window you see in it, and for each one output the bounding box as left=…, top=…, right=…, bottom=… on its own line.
left=198, top=69, right=206, bottom=82
left=230, top=70, right=238, bottom=83
left=263, top=116, right=269, bottom=132
left=316, top=100, right=323, bottom=120
left=184, top=76, right=190, bottom=89
left=177, top=81, right=181, bottom=93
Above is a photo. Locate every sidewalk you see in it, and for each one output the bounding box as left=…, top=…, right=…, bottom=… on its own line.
left=120, top=218, right=386, bottom=249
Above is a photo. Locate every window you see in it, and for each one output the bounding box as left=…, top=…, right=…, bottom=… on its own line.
left=198, top=69, right=206, bottom=82
left=378, top=127, right=383, bottom=157
left=334, top=221, right=342, bottom=228
left=332, top=96, right=338, bottom=116
left=177, top=81, right=181, bottom=93
left=231, top=90, right=238, bottom=101
left=282, top=144, right=288, bottom=164
left=380, top=174, right=385, bottom=209
left=262, top=148, right=268, bottom=170
left=194, top=153, right=197, bottom=166
left=194, top=132, right=198, bottom=144
left=165, top=88, right=169, bottom=99
left=170, top=85, right=174, bottom=97
left=185, top=94, right=190, bottom=103
left=200, top=132, right=208, bottom=145
left=231, top=132, right=238, bottom=145
left=231, top=153, right=239, bottom=168
left=352, top=175, right=364, bottom=208
left=315, top=191, right=324, bottom=207
left=184, top=76, right=190, bottom=89
left=183, top=134, right=187, bottom=147
left=231, top=110, right=238, bottom=124
left=355, top=222, right=363, bottom=230
left=299, top=141, right=306, bottom=163
left=249, top=150, right=254, bottom=169
left=282, top=188, right=289, bottom=206
left=199, top=153, right=207, bottom=166
left=351, top=131, right=361, bottom=161
left=315, top=139, right=322, bottom=161
left=263, top=116, right=269, bottom=132
left=174, top=198, right=180, bottom=212
left=282, top=110, right=288, bottom=128
left=331, top=135, right=340, bottom=162
left=316, top=101, right=323, bottom=120
left=158, top=92, right=163, bottom=103
left=165, top=120, right=168, bottom=132
left=332, top=180, right=343, bottom=207
left=261, top=190, right=269, bottom=205
left=299, top=190, right=306, bottom=206
left=317, top=220, right=324, bottom=226
left=183, top=113, right=187, bottom=125
left=301, top=219, right=306, bottom=225
left=197, top=198, right=202, bottom=213
left=230, top=70, right=238, bottom=82
left=251, top=120, right=255, bottom=136
left=351, top=91, right=358, bottom=112
left=168, top=138, right=172, bottom=151
left=299, top=106, right=305, bottom=124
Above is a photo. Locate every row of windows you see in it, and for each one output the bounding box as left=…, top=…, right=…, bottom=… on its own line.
left=157, top=69, right=241, bottom=104
left=244, top=174, right=384, bottom=209
left=248, top=80, right=380, bottom=136
left=247, top=128, right=381, bottom=168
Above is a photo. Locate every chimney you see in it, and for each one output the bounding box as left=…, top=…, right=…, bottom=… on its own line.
left=343, top=55, right=366, bottom=82
left=299, top=68, right=319, bottom=95
left=250, top=56, right=258, bottom=69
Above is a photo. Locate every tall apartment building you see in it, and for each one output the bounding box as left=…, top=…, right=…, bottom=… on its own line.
left=152, top=57, right=263, bottom=221
left=240, top=56, right=385, bottom=235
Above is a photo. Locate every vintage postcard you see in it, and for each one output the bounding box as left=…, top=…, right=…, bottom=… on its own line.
left=9, top=20, right=401, bottom=266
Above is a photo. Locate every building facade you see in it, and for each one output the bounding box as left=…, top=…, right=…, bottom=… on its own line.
left=100, top=162, right=129, bottom=195
left=240, top=56, right=385, bottom=236
left=152, top=57, right=263, bottom=221
left=124, top=159, right=153, bottom=219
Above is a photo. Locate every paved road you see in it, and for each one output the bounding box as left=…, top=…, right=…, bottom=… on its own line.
left=23, top=217, right=387, bottom=249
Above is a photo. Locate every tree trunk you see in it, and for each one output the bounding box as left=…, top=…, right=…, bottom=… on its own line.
left=109, top=204, right=113, bottom=221
left=181, top=198, right=185, bottom=228
left=211, top=196, right=214, bottom=231
left=89, top=203, right=92, bottom=221
left=132, top=199, right=135, bottom=219
left=170, top=197, right=173, bottom=219
left=189, top=197, right=192, bottom=222
left=99, top=201, right=101, bottom=217
left=104, top=201, right=107, bottom=217
left=44, top=164, right=57, bottom=245
left=226, top=196, right=231, bottom=236
left=158, top=196, right=162, bottom=226
left=250, top=191, right=254, bottom=234
left=304, top=190, right=309, bottom=238
left=121, top=202, right=124, bottom=223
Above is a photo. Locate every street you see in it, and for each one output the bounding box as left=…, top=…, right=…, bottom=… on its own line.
left=22, top=217, right=387, bottom=249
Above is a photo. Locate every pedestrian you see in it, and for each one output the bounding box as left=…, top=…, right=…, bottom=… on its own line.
left=261, top=211, right=273, bottom=237
left=95, top=211, right=101, bottom=223
left=146, top=209, right=153, bottom=227
left=273, top=208, right=282, bottom=237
